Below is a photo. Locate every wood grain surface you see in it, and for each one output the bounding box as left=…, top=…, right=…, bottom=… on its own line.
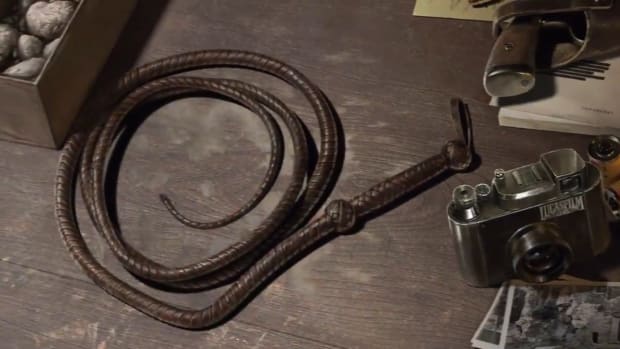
left=0, top=1, right=610, bottom=348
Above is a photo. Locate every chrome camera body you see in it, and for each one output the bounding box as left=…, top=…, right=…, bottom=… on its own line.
left=448, top=149, right=611, bottom=287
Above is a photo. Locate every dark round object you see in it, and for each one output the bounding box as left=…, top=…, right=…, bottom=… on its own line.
left=522, top=245, right=564, bottom=274
left=510, top=223, right=573, bottom=283
left=589, top=135, right=620, bottom=161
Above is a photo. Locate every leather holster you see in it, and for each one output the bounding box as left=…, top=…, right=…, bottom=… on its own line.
left=494, top=0, right=620, bottom=68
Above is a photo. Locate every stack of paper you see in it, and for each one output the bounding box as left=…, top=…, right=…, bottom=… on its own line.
left=495, top=58, right=620, bottom=136
left=413, top=0, right=500, bottom=22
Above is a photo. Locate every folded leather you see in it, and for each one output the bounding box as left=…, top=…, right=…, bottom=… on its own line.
left=493, top=0, right=620, bottom=69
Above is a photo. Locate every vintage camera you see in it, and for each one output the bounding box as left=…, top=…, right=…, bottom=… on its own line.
left=447, top=149, right=611, bottom=287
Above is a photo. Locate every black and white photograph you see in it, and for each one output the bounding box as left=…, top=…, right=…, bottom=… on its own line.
left=473, top=284, right=511, bottom=349
left=505, top=283, right=620, bottom=349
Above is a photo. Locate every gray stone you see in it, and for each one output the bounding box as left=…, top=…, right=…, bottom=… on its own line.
left=17, top=34, right=43, bottom=60
left=0, top=24, right=18, bottom=67
left=3, top=57, right=45, bottom=79
left=43, top=37, right=60, bottom=58
left=26, top=1, right=75, bottom=40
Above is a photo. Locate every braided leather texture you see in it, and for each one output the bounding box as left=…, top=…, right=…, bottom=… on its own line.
left=55, top=50, right=475, bottom=329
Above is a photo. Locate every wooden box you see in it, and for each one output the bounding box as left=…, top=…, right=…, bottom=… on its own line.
left=0, top=0, right=137, bottom=148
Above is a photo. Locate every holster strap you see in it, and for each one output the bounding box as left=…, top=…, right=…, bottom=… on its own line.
left=493, top=0, right=614, bottom=35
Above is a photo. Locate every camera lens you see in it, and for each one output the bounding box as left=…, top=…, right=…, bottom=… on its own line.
left=597, top=139, right=615, bottom=157
left=523, top=245, right=563, bottom=274
left=589, top=135, right=620, bottom=161
left=510, top=223, right=573, bottom=283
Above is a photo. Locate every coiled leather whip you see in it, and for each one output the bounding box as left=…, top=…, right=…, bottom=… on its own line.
left=55, top=50, right=476, bottom=329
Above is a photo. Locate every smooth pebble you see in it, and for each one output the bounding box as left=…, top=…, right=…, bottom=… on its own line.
left=17, top=34, right=43, bottom=60
left=26, top=1, right=75, bottom=40
left=3, top=57, right=45, bottom=78
left=43, top=37, right=60, bottom=58
left=0, top=24, right=18, bottom=67
left=0, top=0, right=79, bottom=78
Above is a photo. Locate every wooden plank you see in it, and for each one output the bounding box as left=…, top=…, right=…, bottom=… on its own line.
left=0, top=0, right=614, bottom=348
left=0, top=85, right=498, bottom=349
left=0, top=262, right=340, bottom=349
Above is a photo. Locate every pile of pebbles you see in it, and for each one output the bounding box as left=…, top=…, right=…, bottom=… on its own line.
left=0, top=0, right=79, bottom=80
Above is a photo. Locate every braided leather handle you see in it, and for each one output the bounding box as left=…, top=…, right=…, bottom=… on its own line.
left=345, top=99, right=474, bottom=221
left=55, top=50, right=477, bottom=329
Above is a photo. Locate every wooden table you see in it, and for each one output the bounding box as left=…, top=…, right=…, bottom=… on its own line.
left=1, top=1, right=601, bottom=348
